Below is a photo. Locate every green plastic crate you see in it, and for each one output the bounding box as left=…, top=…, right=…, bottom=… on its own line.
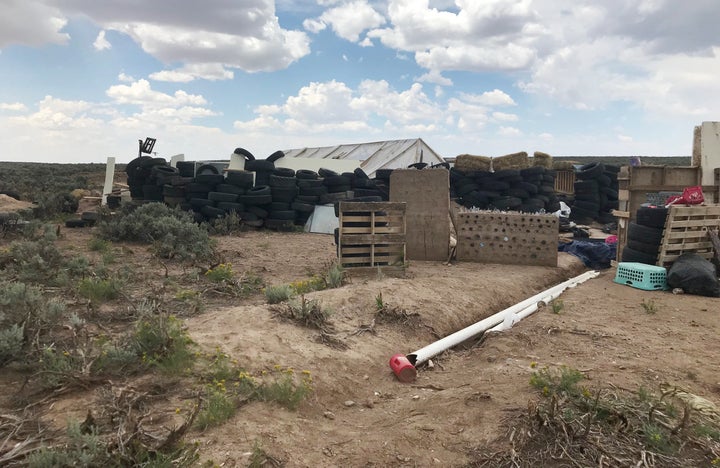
left=614, top=262, right=668, bottom=291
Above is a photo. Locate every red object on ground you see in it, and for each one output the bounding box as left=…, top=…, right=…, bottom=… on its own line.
left=389, top=354, right=417, bottom=383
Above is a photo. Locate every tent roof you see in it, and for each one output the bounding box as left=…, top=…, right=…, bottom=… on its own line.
left=282, top=138, right=444, bottom=174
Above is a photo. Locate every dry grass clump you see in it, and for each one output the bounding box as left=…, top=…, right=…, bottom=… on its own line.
left=532, top=151, right=553, bottom=168
left=466, top=366, right=720, bottom=467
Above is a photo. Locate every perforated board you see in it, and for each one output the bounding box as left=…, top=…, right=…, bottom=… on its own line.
left=456, top=211, right=558, bottom=266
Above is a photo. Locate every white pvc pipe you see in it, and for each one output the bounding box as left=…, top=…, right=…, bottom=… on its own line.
left=406, top=270, right=599, bottom=366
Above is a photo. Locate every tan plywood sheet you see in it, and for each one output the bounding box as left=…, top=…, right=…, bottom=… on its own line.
left=389, top=169, right=450, bottom=261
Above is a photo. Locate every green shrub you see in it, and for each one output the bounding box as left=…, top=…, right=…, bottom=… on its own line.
left=77, top=277, right=120, bottom=303
left=88, top=237, right=111, bottom=252
left=97, top=203, right=216, bottom=262
left=208, top=211, right=243, bottom=235
left=195, top=386, right=237, bottom=430
left=204, top=263, right=234, bottom=283
left=131, top=304, right=195, bottom=373
left=0, top=281, right=65, bottom=338
left=0, top=323, right=24, bottom=366
left=265, top=284, right=294, bottom=304
left=256, top=369, right=313, bottom=410
left=325, top=262, right=345, bottom=289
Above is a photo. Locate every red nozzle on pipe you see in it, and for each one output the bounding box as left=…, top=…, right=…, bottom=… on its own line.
left=389, top=353, right=417, bottom=383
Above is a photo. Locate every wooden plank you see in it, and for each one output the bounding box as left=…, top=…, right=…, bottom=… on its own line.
left=618, top=189, right=630, bottom=201
left=340, top=226, right=404, bottom=234
left=340, top=255, right=404, bottom=266
left=339, top=201, right=406, bottom=212
left=341, top=233, right=406, bottom=245
left=666, top=205, right=720, bottom=217
left=611, top=210, right=630, bottom=218
left=340, top=245, right=405, bottom=255
left=659, top=252, right=714, bottom=264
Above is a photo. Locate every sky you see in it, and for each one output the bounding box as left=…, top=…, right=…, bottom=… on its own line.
left=1, top=0, right=719, bottom=164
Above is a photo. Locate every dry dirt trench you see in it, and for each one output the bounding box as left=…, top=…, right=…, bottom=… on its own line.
left=182, top=232, right=720, bottom=467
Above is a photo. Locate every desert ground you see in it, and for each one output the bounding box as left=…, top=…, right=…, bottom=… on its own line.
left=2, top=223, right=718, bottom=467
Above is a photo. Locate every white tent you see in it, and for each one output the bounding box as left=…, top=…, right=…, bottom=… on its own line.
left=281, top=138, right=445, bottom=177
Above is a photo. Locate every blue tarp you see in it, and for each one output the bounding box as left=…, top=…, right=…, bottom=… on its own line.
left=558, top=240, right=617, bottom=269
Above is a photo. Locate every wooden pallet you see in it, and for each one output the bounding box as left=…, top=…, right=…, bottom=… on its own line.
left=338, top=202, right=407, bottom=273
left=657, top=205, right=720, bottom=266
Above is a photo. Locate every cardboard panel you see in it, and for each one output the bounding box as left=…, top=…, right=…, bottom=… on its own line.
left=455, top=211, right=558, bottom=267
left=389, top=169, right=450, bottom=261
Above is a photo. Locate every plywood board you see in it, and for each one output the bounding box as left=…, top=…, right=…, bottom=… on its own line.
left=389, top=169, right=450, bottom=261
left=456, top=211, right=558, bottom=266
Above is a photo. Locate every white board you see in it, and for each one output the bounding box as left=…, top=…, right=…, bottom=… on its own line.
left=275, top=156, right=359, bottom=173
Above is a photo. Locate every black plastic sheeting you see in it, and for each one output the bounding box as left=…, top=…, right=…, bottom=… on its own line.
left=558, top=240, right=617, bottom=270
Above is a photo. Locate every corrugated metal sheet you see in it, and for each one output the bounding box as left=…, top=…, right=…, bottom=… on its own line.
left=282, top=138, right=444, bottom=176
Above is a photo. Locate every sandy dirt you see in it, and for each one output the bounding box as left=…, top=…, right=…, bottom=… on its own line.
left=182, top=232, right=720, bottom=467
left=2, top=228, right=719, bottom=467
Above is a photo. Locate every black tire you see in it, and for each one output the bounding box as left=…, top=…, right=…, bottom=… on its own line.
left=142, top=185, right=163, bottom=201
left=327, top=185, right=351, bottom=194
left=407, top=162, right=427, bottom=170
left=506, top=188, right=530, bottom=199
left=538, top=185, right=555, bottom=195
left=482, top=180, right=510, bottom=192
left=291, top=201, right=315, bottom=213
left=215, top=184, right=245, bottom=195
left=247, top=206, right=269, bottom=218
left=627, top=222, right=664, bottom=244
left=299, top=186, right=328, bottom=196
left=323, top=175, right=351, bottom=187
left=600, top=187, right=619, bottom=198
left=269, top=202, right=291, bottom=211
left=318, top=168, right=339, bottom=178
left=240, top=194, right=272, bottom=206
left=196, top=164, right=220, bottom=175
left=574, top=179, right=599, bottom=193
left=269, top=175, right=298, bottom=188
left=576, top=162, right=605, bottom=179
left=492, top=169, right=520, bottom=179
left=621, top=246, right=657, bottom=265
left=636, top=206, right=669, bottom=228
left=268, top=210, right=295, bottom=220
left=201, top=205, right=226, bottom=219
left=194, top=174, right=224, bottom=185
left=245, top=160, right=275, bottom=172
left=595, top=174, right=612, bottom=187
left=271, top=186, right=299, bottom=203
left=570, top=206, right=597, bottom=223
left=517, top=181, right=539, bottom=194
left=162, top=185, right=186, bottom=198
left=353, top=168, right=370, bottom=179
left=297, top=178, right=324, bottom=188
left=247, top=185, right=271, bottom=196
left=456, top=183, right=480, bottom=196
left=295, top=195, right=319, bottom=203
left=272, top=167, right=295, bottom=178
left=266, top=150, right=284, bottom=162
left=627, top=238, right=661, bottom=255
left=208, top=192, right=238, bottom=203
left=375, top=169, right=393, bottom=180
left=573, top=200, right=600, bottom=212
left=520, top=166, right=545, bottom=177
left=490, top=196, right=522, bottom=210
left=240, top=212, right=258, bottom=222
left=233, top=147, right=255, bottom=161
left=217, top=202, right=244, bottom=213
left=190, top=198, right=215, bottom=209
left=296, top=169, right=319, bottom=180
left=353, top=178, right=377, bottom=189
left=225, top=170, right=254, bottom=188
left=176, top=161, right=196, bottom=177
left=574, top=192, right=601, bottom=203
left=65, top=218, right=87, bottom=228
left=187, top=182, right=213, bottom=193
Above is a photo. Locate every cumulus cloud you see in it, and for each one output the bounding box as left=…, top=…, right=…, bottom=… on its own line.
left=305, top=0, right=386, bottom=42
left=0, top=0, right=69, bottom=48
left=498, top=126, right=521, bottom=136
left=460, top=90, right=516, bottom=107
left=150, top=64, right=234, bottom=82
left=0, top=102, right=27, bottom=111
left=235, top=78, right=443, bottom=134
left=51, top=0, right=311, bottom=73
left=93, top=30, right=111, bottom=50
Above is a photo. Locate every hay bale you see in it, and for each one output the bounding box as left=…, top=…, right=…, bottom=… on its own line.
left=454, top=154, right=492, bottom=172
left=532, top=151, right=553, bottom=168
left=552, top=161, right=577, bottom=171
left=491, top=152, right=528, bottom=171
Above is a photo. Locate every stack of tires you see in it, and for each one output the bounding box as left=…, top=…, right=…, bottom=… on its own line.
left=571, top=163, right=619, bottom=224
left=125, top=156, right=171, bottom=201
left=450, top=166, right=560, bottom=213
left=621, top=206, right=669, bottom=265
left=266, top=168, right=299, bottom=230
